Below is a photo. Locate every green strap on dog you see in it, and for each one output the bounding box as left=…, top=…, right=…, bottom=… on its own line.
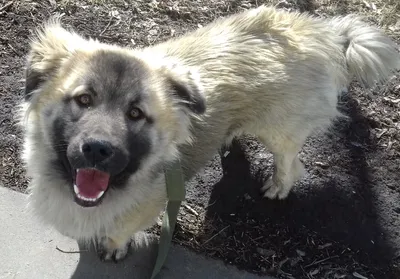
left=150, top=160, right=186, bottom=279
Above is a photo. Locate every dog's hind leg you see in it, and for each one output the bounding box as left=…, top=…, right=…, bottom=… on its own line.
left=257, top=132, right=306, bottom=200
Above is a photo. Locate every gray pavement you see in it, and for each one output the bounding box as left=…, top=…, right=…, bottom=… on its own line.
left=0, top=186, right=274, bottom=279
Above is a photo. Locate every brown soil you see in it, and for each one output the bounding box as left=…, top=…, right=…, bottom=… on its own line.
left=1, top=0, right=399, bottom=278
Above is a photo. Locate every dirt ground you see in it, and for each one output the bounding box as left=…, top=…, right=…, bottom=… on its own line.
left=1, top=0, right=400, bottom=278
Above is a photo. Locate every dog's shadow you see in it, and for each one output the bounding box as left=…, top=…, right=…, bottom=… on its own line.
left=200, top=92, right=397, bottom=275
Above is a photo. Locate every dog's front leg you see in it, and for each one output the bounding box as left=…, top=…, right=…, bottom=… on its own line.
left=97, top=198, right=166, bottom=262
left=98, top=233, right=132, bottom=262
left=257, top=133, right=306, bottom=200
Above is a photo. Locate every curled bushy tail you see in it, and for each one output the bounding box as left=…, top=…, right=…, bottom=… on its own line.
left=330, top=15, right=400, bottom=87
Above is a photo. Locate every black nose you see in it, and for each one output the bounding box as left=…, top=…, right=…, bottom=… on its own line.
left=81, top=140, right=114, bottom=164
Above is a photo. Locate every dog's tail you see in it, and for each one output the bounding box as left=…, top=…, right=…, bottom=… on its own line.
left=330, top=15, right=400, bottom=88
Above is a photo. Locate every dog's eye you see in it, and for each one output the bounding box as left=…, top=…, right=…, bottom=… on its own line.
left=75, top=94, right=92, bottom=107
left=128, top=107, right=143, bottom=120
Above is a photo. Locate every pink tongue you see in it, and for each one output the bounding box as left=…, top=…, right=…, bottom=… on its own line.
left=76, top=169, right=110, bottom=198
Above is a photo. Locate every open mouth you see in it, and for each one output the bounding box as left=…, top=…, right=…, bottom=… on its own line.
left=73, top=168, right=110, bottom=207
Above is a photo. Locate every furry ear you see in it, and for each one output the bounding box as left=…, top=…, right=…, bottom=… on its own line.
left=24, top=60, right=45, bottom=101
left=24, top=17, right=85, bottom=100
left=164, top=66, right=206, bottom=115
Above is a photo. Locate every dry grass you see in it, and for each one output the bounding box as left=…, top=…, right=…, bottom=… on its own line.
left=9, top=0, right=400, bottom=34
left=14, top=0, right=397, bottom=40
left=314, top=0, right=400, bottom=39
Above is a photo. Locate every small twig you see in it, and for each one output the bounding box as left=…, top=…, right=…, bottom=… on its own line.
left=150, top=33, right=161, bottom=45
left=203, top=225, right=229, bottom=245
left=56, top=246, right=88, bottom=254
left=0, top=1, right=13, bottom=13
left=98, top=34, right=113, bottom=40
left=205, top=199, right=218, bottom=209
left=304, top=255, right=339, bottom=268
left=278, top=257, right=290, bottom=268
left=183, top=203, right=199, bottom=216
left=100, top=17, right=113, bottom=36
left=8, top=43, right=21, bottom=56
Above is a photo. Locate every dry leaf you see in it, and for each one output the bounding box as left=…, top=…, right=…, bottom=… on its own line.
left=109, top=10, right=120, bottom=18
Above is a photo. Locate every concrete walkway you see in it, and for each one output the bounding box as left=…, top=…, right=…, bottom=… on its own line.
left=0, top=187, right=274, bottom=279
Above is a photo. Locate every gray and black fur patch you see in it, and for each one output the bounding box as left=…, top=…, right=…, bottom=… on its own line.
left=46, top=51, right=156, bottom=190
left=86, top=51, right=150, bottom=106
left=168, top=77, right=206, bottom=114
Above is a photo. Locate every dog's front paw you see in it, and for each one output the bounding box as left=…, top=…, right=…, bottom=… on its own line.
left=261, top=177, right=290, bottom=200
left=97, top=237, right=131, bottom=263
left=261, top=177, right=281, bottom=199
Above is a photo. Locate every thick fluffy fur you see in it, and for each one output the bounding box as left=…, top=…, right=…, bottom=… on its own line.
left=20, top=6, right=400, bottom=260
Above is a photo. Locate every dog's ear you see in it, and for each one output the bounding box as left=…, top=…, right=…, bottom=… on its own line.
left=24, top=18, right=84, bottom=101
left=163, top=65, right=206, bottom=115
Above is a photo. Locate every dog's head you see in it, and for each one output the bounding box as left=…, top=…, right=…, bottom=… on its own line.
left=22, top=20, right=205, bottom=208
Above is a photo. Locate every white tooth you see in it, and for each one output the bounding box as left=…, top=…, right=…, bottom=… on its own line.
left=76, top=169, right=81, bottom=173
left=75, top=190, right=103, bottom=202
left=96, top=191, right=105, bottom=199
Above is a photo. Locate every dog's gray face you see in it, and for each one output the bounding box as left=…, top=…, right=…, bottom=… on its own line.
left=47, top=52, right=155, bottom=207
left=25, top=49, right=206, bottom=208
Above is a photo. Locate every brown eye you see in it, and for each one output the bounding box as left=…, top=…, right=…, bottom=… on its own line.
left=129, top=107, right=143, bottom=120
left=75, top=94, right=92, bottom=107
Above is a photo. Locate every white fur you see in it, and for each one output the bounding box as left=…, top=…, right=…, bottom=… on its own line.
left=20, top=5, right=400, bottom=257
left=21, top=107, right=168, bottom=241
